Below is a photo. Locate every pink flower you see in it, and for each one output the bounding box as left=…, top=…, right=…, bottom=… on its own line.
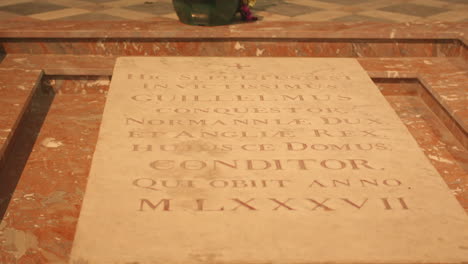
left=239, top=4, right=257, bottom=22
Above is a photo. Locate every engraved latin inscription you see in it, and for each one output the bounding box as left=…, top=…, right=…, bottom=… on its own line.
left=71, top=58, right=468, bottom=264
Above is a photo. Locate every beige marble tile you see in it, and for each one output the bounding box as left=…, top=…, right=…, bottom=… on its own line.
left=284, top=0, right=342, bottom=10
left=160, top=12, right=179, bottom=20
left=409, top=0, right=452, bottom=8
left=291, top=10, right=350, bottom=21
left=358, top=10, right=421, bottom=22
left=452, top=4, right=468, bottom=11
left=256, top=11, right=292, bottom=21
left=46, top=0, right=93, bottom=8
left=28, top=8, right=90, bottom=20
left=427, top=10, right=468, bottom=22
left=0, top=0, right=466, bottom=23
left=102, top=0, right=149, bottom=8
left=347, top=0, right=406, bottom=11
left=99, top=7, right=155, bottom=20
left=0, top=0, right=31, bottom=8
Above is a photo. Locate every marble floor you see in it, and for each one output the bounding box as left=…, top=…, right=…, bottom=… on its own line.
left=0, top=0, right=467, bottom=22
left=0, top=0, right=467, bottom=260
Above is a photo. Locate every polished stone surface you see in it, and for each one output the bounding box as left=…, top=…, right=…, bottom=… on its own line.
left=0, top=21, right=466, bottom=263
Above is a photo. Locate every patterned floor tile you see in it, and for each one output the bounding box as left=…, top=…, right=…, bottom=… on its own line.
left=124, top=1, right=173, bottom=15
left=438, top=0, right=468, bottom=3
left=358, top=9, right=420, bottom=22
left=0, top=0, right=467, bottom=22
left=29, top=8, right=90, bottom=20
left=80, top=0, right=116, bottom=2
left=427, top=10, right=468, bottom=21
left=99, top=7, right=155, bottom=19
left=101, top=0, right=151, bottom=8
left=0, top=0, right=31, bottom=8
left=57, top=12, right=123, bottom=20
left=255, top=11, right=291, bottom=21
left=291, top=10, right=349, bottom=21
left=160, top=12, right=179, bottom=21
left=254, top=0, right=283, bottom=11
left=266, top=2, right=322, bottom=17
left=46, top=0, right=95, bottom=8
left=75, top=4, right=115, bottom=12
left=332, top=14, right=392, bottom=22
left=351, top=1, right=407, bottom=11
left=0, top=2, right=66, bottom=15
left=285, top=0, right=342, bottom=9
left=379, top=3, right=449, bottom=17
left=336, top=6, right=365, bottom=12
left=410, top=0, right=453, bottom=8
left=315, top=0, right=374, bottom=5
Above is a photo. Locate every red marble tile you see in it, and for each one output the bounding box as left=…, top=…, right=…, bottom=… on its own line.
left=1, top=90, right=105, bottom=263
left=373, top=78, right=420, bottom=96
left=375, top=77, right=468, bottom=157
left=0, top=21, right=466, bottom=59
left=386, top=95, right=468, bottom=210
left=0, top=39, right=463, bottom=58
left=0, top=69, right=42, bottom=165
left=462, top=43, right=468, bottom=61
left=358, top=57, right=468, bottom=148
left=0, top=55, right=115, bottom=75
left=1, top=21, right=464, bottom=41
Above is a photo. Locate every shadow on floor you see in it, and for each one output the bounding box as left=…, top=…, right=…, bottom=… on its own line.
left=0, top=45, right=5, bottom=65
left=0, top=79, right=55, bottom=220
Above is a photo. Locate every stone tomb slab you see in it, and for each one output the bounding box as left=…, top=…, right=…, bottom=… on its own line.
left=70, top=57, right=468, bottom=264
